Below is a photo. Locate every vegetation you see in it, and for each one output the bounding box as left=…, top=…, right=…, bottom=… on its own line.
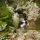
left=0, top=0, right=40, bottom=40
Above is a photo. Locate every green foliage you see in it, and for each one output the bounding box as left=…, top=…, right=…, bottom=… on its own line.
left=35, top=18, right=40, bottom=30
left=0, top=0, right=13, bottom=31
left=36, top=0, right=40, bottom=7
left=0, top=21, right=7, bottom=31
left=0, top=0, right=6, bottom=6
left=0, top=0, right=14, bottom=39
left=18, top=0, right=29, bottom=6
left=0, top=6, right=12, bottom=26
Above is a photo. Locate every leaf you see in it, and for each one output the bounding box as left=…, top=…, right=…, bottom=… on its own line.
left=0, top=21, right=7, bottom=31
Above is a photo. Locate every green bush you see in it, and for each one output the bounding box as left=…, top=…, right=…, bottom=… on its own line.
left=0, top=0, right=12, bottom=31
